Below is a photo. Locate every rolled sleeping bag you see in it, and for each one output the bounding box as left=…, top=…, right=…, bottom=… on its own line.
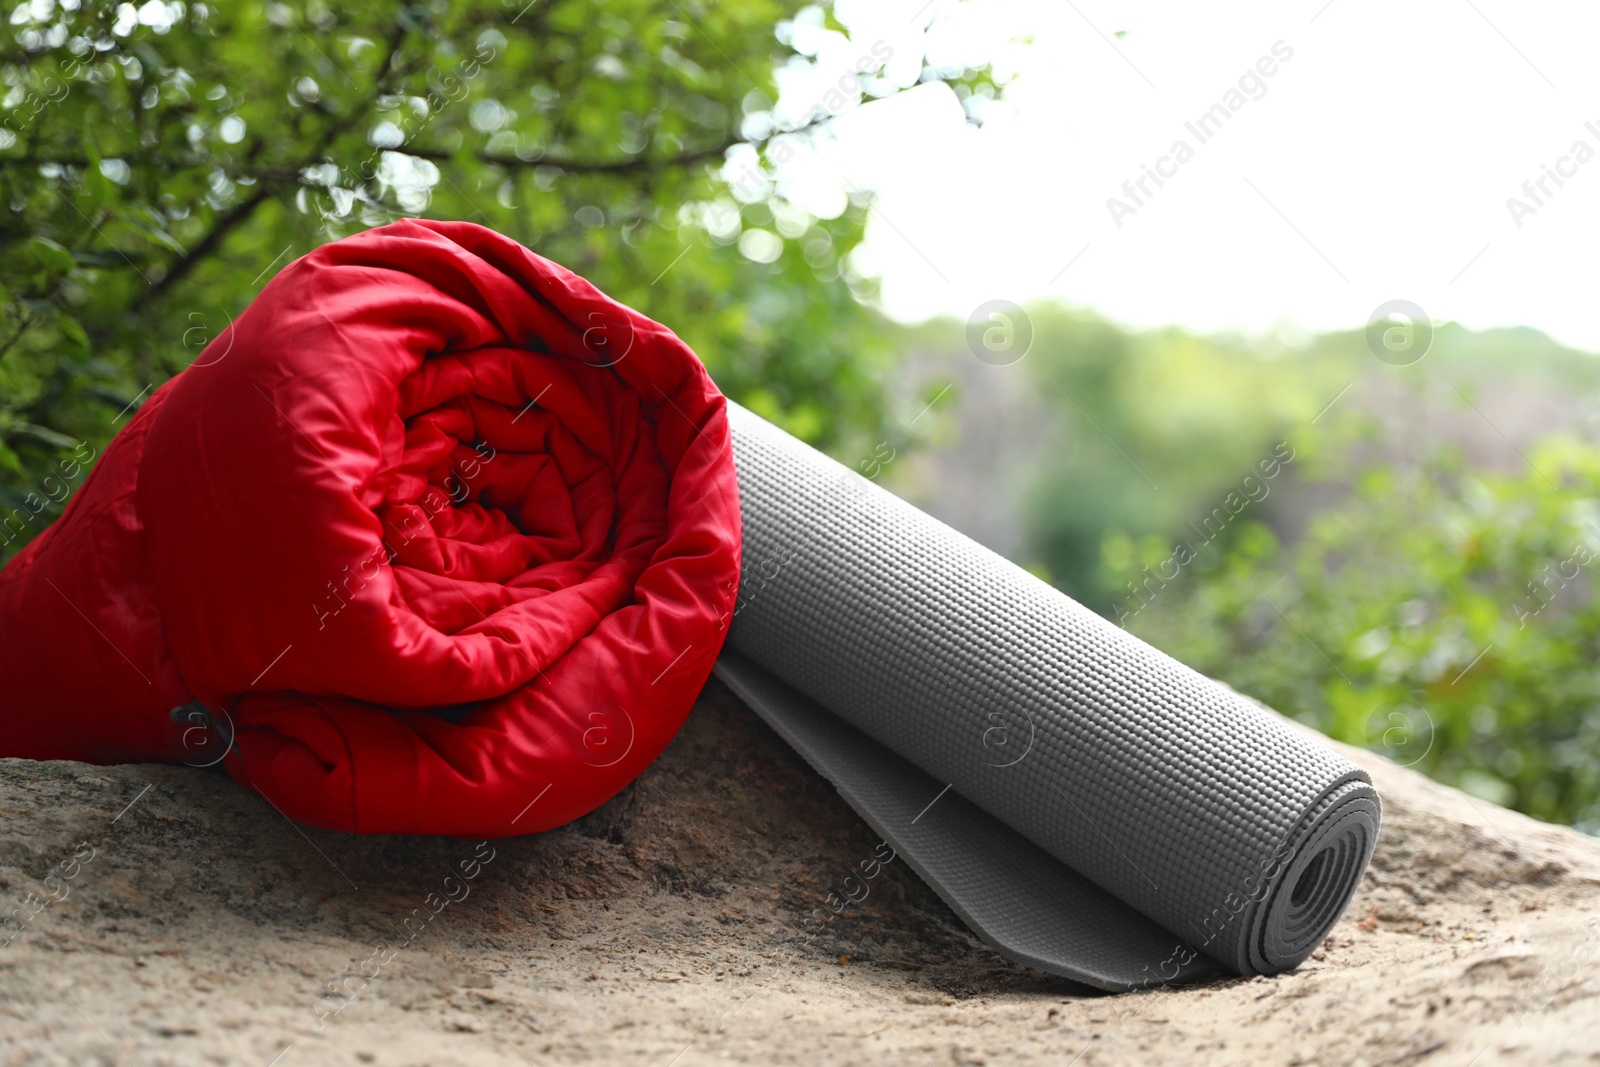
left=714, top=402, right=1380, bottom=991
left=0, top=219, right=742, bottom=836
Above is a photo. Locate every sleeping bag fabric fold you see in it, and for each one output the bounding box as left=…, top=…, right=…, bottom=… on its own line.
left=0, top=218, right=742, bottom=836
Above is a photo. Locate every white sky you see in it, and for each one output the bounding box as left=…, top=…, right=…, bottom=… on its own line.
left=768, top=0, right=1600, bottom=350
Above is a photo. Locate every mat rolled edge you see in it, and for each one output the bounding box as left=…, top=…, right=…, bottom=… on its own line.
left=1239, top=776, right=1380, bottom=975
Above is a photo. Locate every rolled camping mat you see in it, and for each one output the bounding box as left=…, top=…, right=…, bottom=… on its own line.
left=714, top=400, right=1381, bottom=992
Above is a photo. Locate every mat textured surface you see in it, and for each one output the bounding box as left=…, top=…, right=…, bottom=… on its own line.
left=719, top=402, right=1380, bottom=988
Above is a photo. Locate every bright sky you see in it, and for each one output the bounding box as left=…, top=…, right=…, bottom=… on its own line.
left=764, top=0, right=1600, bottom=351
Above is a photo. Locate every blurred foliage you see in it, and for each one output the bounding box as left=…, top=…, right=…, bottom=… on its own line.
left=1016, top=310, right=1600, bottom=595
left=0, top=0, right=1003, bottom=559
left=905, top=304, right=1600, bottom=828
left=1111, top=422, right=1600, bottom=830
left=1018, top=304, right=1350, bottom=611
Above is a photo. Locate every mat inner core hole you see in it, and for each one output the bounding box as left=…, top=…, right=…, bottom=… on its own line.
left=1290, top=848, right=1331, bottom=909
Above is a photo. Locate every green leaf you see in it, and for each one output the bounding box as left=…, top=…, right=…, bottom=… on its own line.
left=131, top=212, right=188, bottom=255
left=9, top=423, right=80, bottom=450
left=80, top=137, right=112, bottom=212
left=129, top=40, right=167, bottom=75
left=27, top=237, right=76, bottom=274
left=55, top=312, right=89, bottom=350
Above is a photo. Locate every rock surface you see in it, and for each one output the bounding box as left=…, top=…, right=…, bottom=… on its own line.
left=2, top=679, right=1598, bottom=1066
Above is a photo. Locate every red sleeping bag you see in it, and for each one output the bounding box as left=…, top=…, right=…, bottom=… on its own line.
left=0, top=219, right=743, bottom=836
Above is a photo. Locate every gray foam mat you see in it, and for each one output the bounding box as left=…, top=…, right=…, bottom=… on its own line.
left=714, top=650, right=1222, bottom=989
left=718, top=401, right=1380, bottom=990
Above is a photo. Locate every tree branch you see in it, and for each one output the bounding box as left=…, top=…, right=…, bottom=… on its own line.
left=0, top=310, right=40, bottom=362
left=142, top=185, right=272, bottom=303
left=1, top=102, right=840, bottom=185
left=402, top=138, right=742, bottom=175
left=8, top=66, right=846, bottom=302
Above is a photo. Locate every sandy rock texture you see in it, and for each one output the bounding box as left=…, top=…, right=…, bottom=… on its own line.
left=1, top=678, right=1597, bottom=1066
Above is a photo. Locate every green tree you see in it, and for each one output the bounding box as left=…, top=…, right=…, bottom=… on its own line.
left=0, top=0, right=1003, bottom=559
